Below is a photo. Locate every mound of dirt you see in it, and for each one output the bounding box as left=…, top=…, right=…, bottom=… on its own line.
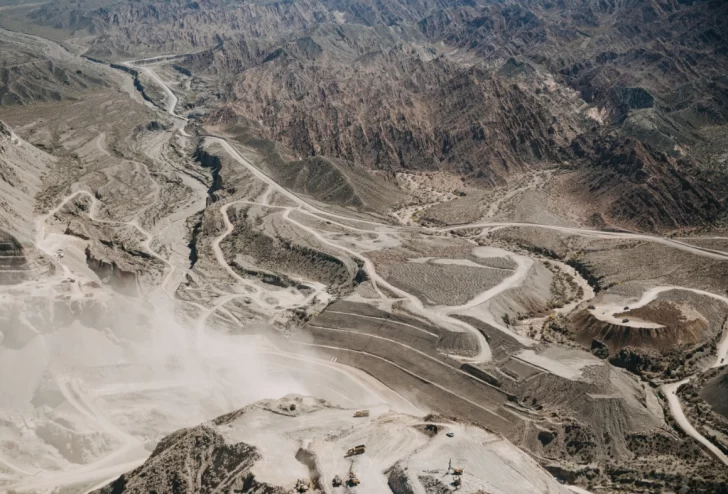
left=570, top=293, right=725, bottom=362
left=571, top=309, right=700, bottom=356
left=435, top=330, right=479, bottom=358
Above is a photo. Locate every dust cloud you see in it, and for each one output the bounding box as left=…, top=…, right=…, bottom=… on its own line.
left=0, top=277, right=401, bottom=491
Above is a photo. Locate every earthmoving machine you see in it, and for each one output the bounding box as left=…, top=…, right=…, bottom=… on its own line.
left=353, top=410, right=370, bottom=418
left=448, top=459, right=463, bottom=476
left=345, top=444, right=366, bottom=457
left=332, top=475, right=343, bottom=487
left=347, top=461, right=360, bottom=487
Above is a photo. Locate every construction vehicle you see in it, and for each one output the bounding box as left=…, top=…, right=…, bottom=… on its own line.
left=448, top=459, right=463, bottom=476
left=345, top=444, right=366, bottom=457
left=332, top=475, right=343, bottom=487
left=353, top=410, right=370, bottom=418
left=347, top=462, right=360, bottom=487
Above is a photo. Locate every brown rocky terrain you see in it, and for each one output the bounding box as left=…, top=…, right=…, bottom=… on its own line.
left=9, top=0, right=726, bottom=230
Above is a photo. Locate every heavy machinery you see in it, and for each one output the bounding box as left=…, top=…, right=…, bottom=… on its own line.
left=347, top=462, right=360, bottom=487
left=353, top=410, right=370, bottom=418
left=448, top=459, right=463, bottom=475
left=345, top=444, right=366, bottom=457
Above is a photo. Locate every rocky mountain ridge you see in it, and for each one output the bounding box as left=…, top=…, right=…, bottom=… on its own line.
left=17, top=0, right=726, bottom=230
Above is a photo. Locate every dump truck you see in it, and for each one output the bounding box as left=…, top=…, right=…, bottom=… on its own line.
left=345, top=444, right=366, bottom=457
left=353, top=410, right=370, bottom=418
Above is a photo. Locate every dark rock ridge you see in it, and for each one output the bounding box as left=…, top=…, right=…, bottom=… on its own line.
left=93, top=425, right=280, bottom=494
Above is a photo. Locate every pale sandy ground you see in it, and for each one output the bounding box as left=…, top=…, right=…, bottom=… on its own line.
left=220, top=397, right=572, bottom=494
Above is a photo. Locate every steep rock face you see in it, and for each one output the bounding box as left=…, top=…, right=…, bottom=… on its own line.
left=0, top=120, right=55, bottom=284
left=0, top=119, right=50, bottom=242
left=565, top=136, right=728, bottom=230
left=85, top=245, right=140, bottom=297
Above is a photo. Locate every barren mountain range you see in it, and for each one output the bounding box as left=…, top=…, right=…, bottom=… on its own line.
left=0, top=0, right=728, bottom=493
left=17, top=0, right=728, bottom=230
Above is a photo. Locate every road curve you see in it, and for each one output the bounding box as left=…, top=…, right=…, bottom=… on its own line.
left=663, top=380, right=728, bottom=467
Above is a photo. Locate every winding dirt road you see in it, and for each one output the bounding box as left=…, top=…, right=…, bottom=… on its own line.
left=663, top=380, right=728, bottom=467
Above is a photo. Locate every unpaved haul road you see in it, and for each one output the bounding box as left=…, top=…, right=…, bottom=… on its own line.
left=443, top=221, right=728, bottom=262
left=663, top=380, right=728, bottom=467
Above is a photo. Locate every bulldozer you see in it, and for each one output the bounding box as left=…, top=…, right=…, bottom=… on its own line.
left=345, top=444, right=366, bottom=457
left=353, top=410, right=370, bottom=418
